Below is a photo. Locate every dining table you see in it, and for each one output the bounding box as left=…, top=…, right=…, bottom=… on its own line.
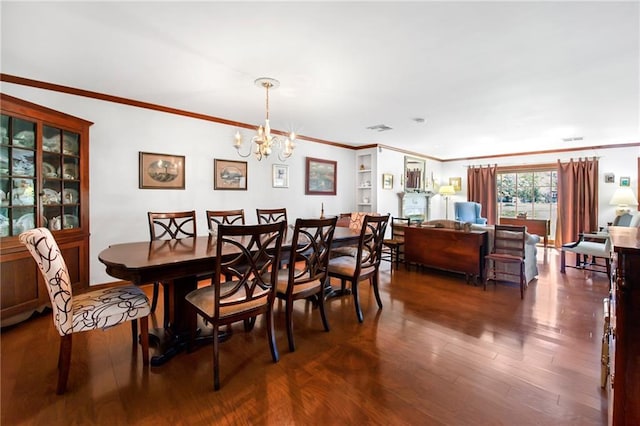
left=98, top=225, right=361, bottom=366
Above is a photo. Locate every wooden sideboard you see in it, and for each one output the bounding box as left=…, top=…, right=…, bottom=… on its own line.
left=404, top=225, right=488, bottom=282
left=607, top=226, right=640, bottom=425
left=499, top=217, right=550, bottom=247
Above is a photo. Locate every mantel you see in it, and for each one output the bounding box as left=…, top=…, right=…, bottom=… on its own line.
left=397, top=192, right=433, bottom=223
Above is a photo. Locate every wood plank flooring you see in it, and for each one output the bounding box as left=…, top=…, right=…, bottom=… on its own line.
left=1, top=247, right=610, bottom=425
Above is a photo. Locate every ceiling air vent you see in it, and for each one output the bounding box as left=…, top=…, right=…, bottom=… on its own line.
left=366, top=124, right=393, bottom=132
left=562, top=136, right=584, bottom=142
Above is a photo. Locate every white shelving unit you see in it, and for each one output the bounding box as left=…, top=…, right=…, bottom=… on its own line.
left=356, top=152, right=375, bottom=213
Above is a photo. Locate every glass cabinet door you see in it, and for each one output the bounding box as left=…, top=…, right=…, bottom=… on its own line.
left=42, top=125, right=81, bottom=230
left=1, top=115, right=37, bottom=236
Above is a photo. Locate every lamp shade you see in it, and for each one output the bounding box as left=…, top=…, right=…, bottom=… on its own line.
left=609, top=187, right=638, bottom=206
left=439, top=185, right=456, bottom=196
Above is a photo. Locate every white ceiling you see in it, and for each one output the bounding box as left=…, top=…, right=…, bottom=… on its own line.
left=1, top=1, right=638, bottom=160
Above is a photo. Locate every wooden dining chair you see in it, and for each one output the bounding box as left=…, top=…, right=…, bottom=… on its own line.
left=206, top=209, right=245, bottom=229
left=274, top=217, right=337, bottom=351
left=327, top=214, right=389, bottom=322
left=382, top=217, right=410, bottom=271
left=19, top=228, right=150, bottom=394
left=256, top=208, right=288, bottom=227
left=147, top=211, right=197, bottom=326
left=483, top=225, right=527, bottom=299
left=185, top=221, right=285, bottom=390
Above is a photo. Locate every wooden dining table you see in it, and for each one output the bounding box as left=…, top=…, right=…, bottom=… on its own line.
left=98, top=225, right=360, bottom=366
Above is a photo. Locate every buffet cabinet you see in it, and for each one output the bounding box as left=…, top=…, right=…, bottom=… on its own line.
left=607, top=226, right=640, bottom=425
left=1, top=94, right=92, bottom=326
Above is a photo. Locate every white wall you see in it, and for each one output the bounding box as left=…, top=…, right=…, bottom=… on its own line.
left=2, top=84, right=357, bottom=284
left=3, top=83, right=637, bottom=283
left=440, top=146, right=640, bottom=228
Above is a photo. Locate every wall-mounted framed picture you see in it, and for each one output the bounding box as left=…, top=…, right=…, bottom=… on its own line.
left=214, top=159, right=247, bottom=190
left=272, top=164, right=289, bottom=188
left=620, top=176, right=631, bottom=187
left=139, top=151, right=185, bottom=189
left=449, top=176, right=462, bottom=192
left=305, top=157, right=336, bottom=195
left=382, top=173, right=393, bottom=189
left=604, top=173, right=615, bottom=183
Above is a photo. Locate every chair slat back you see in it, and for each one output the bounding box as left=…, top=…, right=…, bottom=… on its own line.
left=285, top=217, right=338, bottom=294
left=493, top=225, right=526, bottom=257
left=206, top=209, right=245, bottom=228
left=214, top=222, right=285, bottom=317
left=19, top=228, right=73, bottom=336
left=391, top=217, right=411, bottom=239
left=148, top=211, right=197, bottom=241
left=256, top=208, right=288, bottom=227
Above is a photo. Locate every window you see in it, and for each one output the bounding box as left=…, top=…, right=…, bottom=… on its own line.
left=497, top=166, right=557, bottom=240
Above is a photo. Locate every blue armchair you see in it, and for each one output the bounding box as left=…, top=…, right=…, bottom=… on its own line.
left=454, top=202, right=487, bottom=225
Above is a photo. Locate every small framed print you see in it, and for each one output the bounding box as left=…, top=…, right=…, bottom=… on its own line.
left=620, top=176, right=631, bottom=187
left=382, top=173, right=393, bottom=190
left=214, top=159, right=247, bottom=190
left=139, top=152, right=185, bottom=189
left=272, top=164, right=289, bottom=188
left=449, top=177, right=462, bottom=192
left=604, top=173, right=615, bottom=183
left=305, top=157, right=337, bottom=195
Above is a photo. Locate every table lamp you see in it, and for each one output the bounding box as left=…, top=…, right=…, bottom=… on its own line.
left=439, top=185, right=456, bottom=219
left=609, top=187, right=638, bottom=215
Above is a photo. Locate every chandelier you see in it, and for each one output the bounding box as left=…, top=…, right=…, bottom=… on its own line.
left=233, top=77, right=296, bottom=161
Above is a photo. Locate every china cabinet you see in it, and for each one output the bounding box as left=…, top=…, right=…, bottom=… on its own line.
left=1, top=94, right=92, bottom=325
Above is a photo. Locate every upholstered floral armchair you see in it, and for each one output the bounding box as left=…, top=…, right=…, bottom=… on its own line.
left=454, top=202, right=488, bottom=225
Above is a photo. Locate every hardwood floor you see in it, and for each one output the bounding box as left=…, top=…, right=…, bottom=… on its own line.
left=1, top=247, right=610, bottom=425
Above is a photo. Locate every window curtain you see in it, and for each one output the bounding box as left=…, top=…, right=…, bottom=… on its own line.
left=467, top=165, right=497, bottom=225
left=555, top=157, right=598, bottom=247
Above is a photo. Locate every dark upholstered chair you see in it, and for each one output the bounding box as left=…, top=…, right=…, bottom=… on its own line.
left=185, top=222, right=285, bottom=390
left=147, top=211, right=197, bottom=326
left=327, top=214, right=389, bottom=322
left=274, top=217, right=337, bottom=351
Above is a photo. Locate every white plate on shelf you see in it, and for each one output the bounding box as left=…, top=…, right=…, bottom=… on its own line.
left=58, top=164, right=78, bottom=180
left=43, top=135, right=61, bottom=152
left=43, top=162, right=58, bottom=178
left=16, top=213, right=35, bottom=231
left=62, top=135, right=78, bottom=155
left=12, top=131, right=34, bottom=148
left=50, top=214, right=79, bottom=230
left=62, top=188, right=79, bottom=204
left=42, top=188, right=60, bottom=205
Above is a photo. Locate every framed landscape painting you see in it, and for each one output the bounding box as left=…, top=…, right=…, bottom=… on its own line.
left=305, top=157, right=336, bottom=195
left=139, top=151, right=185, bottom=189
left=214, top=159, right=247, bottom=190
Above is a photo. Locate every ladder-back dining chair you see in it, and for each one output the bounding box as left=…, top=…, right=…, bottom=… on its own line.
left=274, top=216, right=337, bottom=351
left=382, top=217, right=410, bottom=271
left=327, top=214, right=389, bottom=322
left=484, top=225, right=527, bottom=299
left=185, top=221, right=285, bottom=390
left=147, top=210, right=197, bottom=326
left=19, top=227, right=150, bottom=394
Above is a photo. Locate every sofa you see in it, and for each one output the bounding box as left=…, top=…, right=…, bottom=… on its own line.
left=424, top=220, right=540, bottom=283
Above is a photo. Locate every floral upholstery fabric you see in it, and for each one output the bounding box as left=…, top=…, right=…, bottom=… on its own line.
left=19, top=228, right=150, bottom=336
